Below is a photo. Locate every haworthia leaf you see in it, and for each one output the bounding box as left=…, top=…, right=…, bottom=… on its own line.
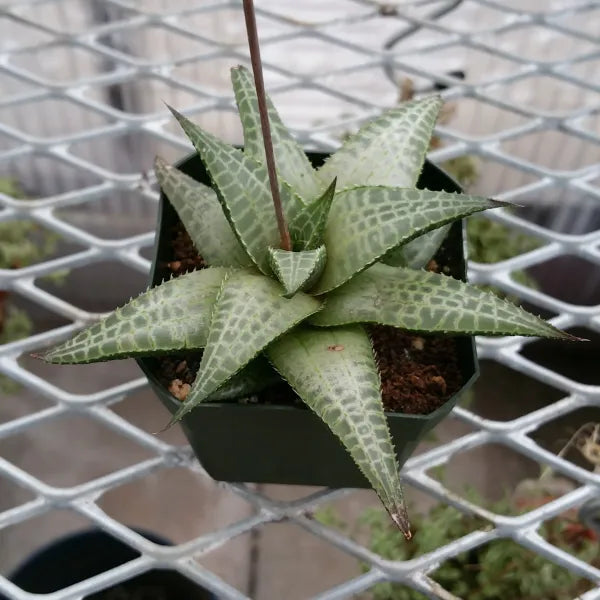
left=40, top=268, right=228, bottom=364
left=311, top=263, right=572, bottom=339
left=168, top=106, right=299, bottom=275
left=231, top=65, right=322, bottom=202
left=154, top=157, right=251, bottom=268
left=290, top=178, right=336, bottom=250
left=268, top=246, right=327, bottom=297
left=206, top=357, right=281, bottom=402
left=317, top=96, right=442, bottom=191
left=383, top=224, right=450, bottom=269
left=312, top=187, right=503, bottom=294
left=267, top=326, right=410, bottom=536
left=172, top=270, right=322, bottom=421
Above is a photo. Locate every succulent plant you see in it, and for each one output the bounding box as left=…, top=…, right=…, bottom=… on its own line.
left=38, top=65, right=572, bottom=537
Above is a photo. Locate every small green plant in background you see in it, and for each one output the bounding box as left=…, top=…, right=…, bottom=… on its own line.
left=0, top=178, right=64, bottom=393
left=320, top=430, right=600, bottom=600
left=354, top=498, right=597, bottom=600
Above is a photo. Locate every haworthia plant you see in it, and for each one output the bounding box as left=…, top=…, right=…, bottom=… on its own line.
left=39, top=65, right=575, bottom=537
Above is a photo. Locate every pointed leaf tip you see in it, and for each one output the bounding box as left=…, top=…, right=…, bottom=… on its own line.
left=231, top=64, right=321, bottom=201
left=290, top=177, right=337, bottom=251
left=314, top=187, right=503, bottom=294
left=317, top=95, right=443, bottom=190
left=40, top=268, right=227, bottom=364
left=267, top=326, right=407, bottom=533
left=391, top=511, right=412, bottom=539
left=269, top=246, right=327, bottom=296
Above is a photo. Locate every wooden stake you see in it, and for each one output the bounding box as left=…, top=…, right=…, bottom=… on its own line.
left=242, top=0, right=292, bottom=251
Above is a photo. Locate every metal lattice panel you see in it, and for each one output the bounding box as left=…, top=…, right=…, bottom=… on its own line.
left=1, top=0, right=599, bottom=598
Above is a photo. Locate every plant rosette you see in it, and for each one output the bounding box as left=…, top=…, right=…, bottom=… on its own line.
left=38, top=66, right=574, bottom=536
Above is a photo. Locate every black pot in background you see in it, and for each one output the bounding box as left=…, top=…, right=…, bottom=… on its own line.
left=5, top=529, right=214, bottom=599
left=137, top=153, right=479, bottom=488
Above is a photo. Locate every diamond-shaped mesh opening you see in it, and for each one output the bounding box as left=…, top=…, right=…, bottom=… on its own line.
left=0, top=73, right=39, bottom=98
left=190, top=529, right=254, bottom=595
left=469, top=360, right=564, bottom=422
left=493, top=24, right=596, bottom=63
left=70, top=131, right=183, bottom=175
left=495, top=75, right=599, bottom=114
left=0, top=475, right=36, bottom=513
left=322, top=67, right=401, bottom=108
left=436, top=1, right=508, bottom=32
left=427, top=443, right=543, bottom=511
left=501, top=129, right=600, bottom=171
left=171, top=56, right=290, bottom=96
left=0, top=508, right=97, bottom=578
left=97, top=25, right=213, bottom=63
left=8, top=0, right=132, bottom=35
left=176, top=7, right=293, bottom=45
left=272, top=88, right=360, bottom=129
left=98, top=466, right=255, bottom=543
left=466, top=157, right=540, bottom=197
left=0, top=413, right=154, bottom=487
left=566, top=56, right=600, bottom=84
left=86, top=76, right=208, bottom=116
left=521, top=327, right=599, bottom=386
left=262, top=1, right=371, bottom=25
left=531, top=408, right=600, bottom=473
left=324, top=14, right=428, bottom=51
left=443, top=97, right=530, bottom=138
left=239, top=521, right=364, bottom=599
left=19, top=353, right=142, bottom=395
left=411, top=412, right=477, bottom=458
left=54, top=191, right=157, bottom=239
left=551, top=5, right=600, bottom=37
left=518, top=195, right=600, bottom=235
left=404, top=45, right=520, bottom=86
left=262, top=37, right=368, bottom=76
left=525, top=256, right=600, bottom=306
left=0, top=98, right=112, bottom=139
left=0, top=15, right=54, bottom=51
left=35, top=260, right=147, bottom=312
left=9, top=44, right=122, bottom=84
left=110, top=388, right=185, bottom=447
left=1, top=153, right=103, bottom=198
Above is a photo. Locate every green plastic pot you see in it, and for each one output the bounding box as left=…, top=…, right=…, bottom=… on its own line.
left=137, top=153, right=479, bottom=488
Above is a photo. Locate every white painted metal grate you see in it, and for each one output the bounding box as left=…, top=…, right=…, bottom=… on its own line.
left=0, top=0, right=599, bottom=598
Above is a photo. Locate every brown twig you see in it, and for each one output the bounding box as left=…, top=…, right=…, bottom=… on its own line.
left=242, top=0, right=292, bottom=251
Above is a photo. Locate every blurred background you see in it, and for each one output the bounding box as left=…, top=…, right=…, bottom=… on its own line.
left=1, top=1, right=599, bottom=598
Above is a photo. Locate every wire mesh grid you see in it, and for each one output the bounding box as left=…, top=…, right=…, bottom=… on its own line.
left=0, top=0, right=599, bottom=598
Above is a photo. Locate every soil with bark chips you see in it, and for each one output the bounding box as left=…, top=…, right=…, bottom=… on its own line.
left=156, top=222, right=463, bottom=415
